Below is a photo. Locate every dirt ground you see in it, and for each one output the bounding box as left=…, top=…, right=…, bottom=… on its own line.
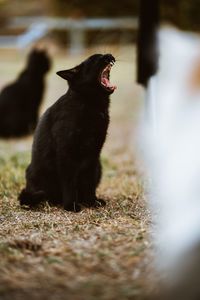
left=0, top=45, right=154, bottom=300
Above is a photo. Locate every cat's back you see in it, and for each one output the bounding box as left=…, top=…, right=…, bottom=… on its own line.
left=32, top=92, right=73, bottom=143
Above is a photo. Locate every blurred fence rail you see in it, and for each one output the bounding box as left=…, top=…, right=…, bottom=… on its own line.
left=0, top=16, right=138, bottom=53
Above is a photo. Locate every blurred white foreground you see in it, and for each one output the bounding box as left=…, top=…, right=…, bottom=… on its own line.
left=142, top=27, right=200, bottom=299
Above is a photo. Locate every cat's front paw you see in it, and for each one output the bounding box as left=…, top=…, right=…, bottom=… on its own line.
left=94, top=198, right=106, bottom=207
left=64, top=202, right=81, bottom=212
left=84, top=198, right=106, bottom=208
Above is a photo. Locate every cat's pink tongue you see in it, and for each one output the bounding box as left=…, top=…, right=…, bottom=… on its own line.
left=102, top=78, right=117, bottom=90
left=102, top=78, right=109, bottom=86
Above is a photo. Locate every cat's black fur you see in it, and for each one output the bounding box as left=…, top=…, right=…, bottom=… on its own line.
left=0, top=49, right=51, bottom=138
left=19, top=54, right=116, bottom=212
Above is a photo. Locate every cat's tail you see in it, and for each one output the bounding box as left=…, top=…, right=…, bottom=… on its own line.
left=18, top=189, right=45, bottom=207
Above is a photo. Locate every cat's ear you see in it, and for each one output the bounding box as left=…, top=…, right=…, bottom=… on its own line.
left=56, top=67, right=79, bottom=81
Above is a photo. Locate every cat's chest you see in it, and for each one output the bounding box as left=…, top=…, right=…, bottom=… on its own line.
left=77, top=108, right=109, bottom=148
left=83, top=110, right=109, bottom=132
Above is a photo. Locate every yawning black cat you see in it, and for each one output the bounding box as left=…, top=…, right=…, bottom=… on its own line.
left=0, top=49, right=51, bottom=138
left=19, top=54, right=116, bottom=212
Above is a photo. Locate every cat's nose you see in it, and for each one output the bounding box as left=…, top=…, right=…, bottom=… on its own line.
left=103, top=54, right=115, bottom=63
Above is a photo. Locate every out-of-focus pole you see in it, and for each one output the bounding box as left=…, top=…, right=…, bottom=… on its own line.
left=137, top=0, right=160, bottom=87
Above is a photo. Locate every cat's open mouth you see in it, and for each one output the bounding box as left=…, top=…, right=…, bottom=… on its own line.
left=100, top=61, right=117, bottom=93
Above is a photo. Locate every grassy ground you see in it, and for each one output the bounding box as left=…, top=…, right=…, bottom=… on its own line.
left=0, top=45, right=152, bottom=300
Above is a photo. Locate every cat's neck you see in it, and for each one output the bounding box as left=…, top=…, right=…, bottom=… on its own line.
left=67, top=88, right=110, bottom=110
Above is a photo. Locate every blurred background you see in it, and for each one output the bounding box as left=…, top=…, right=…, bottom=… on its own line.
left=1, top=0, right=200, bottom=44
left=0, top=0, right=200, bottom=52
left=0, top=0, right=138, bottom=53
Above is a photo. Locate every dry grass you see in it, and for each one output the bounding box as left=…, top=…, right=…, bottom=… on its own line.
left=0, top=46, right=153, bottom=300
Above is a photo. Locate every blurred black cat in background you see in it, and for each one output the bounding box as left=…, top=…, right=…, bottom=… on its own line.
left=0, top=49, right=51, bottom=138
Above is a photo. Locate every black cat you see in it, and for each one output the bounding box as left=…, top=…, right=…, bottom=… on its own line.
left=19, top=54, right=116, bottom=212
left=0, top=49, right=51, bottom=138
